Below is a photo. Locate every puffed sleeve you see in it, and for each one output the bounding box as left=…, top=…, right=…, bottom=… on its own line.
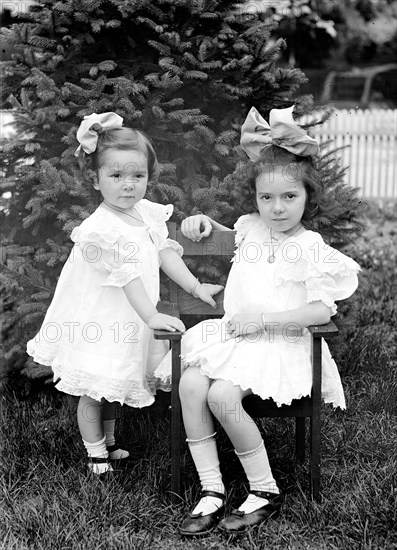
left=70, top=220, right=143, bottom=288
left=275, top=231, right=361, bottom=315
left=138, top=199, right=183, bottom=257
left=234, top=213, right=262, bottom=246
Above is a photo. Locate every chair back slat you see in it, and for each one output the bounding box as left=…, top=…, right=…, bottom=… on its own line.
left=177, top=289, right=225, bottom=315
left=166, top=223, right=233, bottom=315
left=174, top=227, right=236, bottom=257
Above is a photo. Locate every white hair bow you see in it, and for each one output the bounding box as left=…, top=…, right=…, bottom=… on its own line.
left=240, top=106, right=319, bottom=161
left=74, top=112, right=123, bottom=156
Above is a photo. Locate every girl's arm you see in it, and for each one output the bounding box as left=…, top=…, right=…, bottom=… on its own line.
left=159, top=247, right=224, bottom=308
left=264, top=302, right=331, bottom=328
left=227, top=302, right=331, bottom=338
left=181, top=214, right=232, bottom=242
left=123, top=278, right=185, bottom=332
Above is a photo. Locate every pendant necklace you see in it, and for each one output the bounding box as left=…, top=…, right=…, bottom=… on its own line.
left=102, top=203, right=155, bottom=243
left=268, top=224, right=303, bottom=264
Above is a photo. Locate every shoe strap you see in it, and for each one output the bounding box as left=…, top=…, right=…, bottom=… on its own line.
left=89, top=457, right=109, bottom=464
left=249, top=490, right=280, bottom=500
left=106, top=445, right=119, bottom=452
left=200, top=490, right=226, bottom=501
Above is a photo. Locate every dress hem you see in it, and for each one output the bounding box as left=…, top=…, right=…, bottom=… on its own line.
left=156, top=350, right=346, bottom=409
left=54, top=378, right=171, bottom=408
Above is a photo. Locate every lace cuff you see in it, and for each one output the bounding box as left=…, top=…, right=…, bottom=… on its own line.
left=102, top=264, right=143, bottom=288
left=159, top=238, right=184, bottom=257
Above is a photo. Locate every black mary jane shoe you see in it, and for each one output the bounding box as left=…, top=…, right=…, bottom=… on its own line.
left=179, top=490, right=226, bottom=537
left=106, top=444, right=130, bottom=461
left=218, top=490, right=282, bottom=533
left=87, top=456, right=114, bottom=478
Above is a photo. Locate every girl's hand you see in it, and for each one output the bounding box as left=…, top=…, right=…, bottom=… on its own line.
left=181, top=215, right=213, bottom=242
left=226, top=313, right=263, bottom=338
left=194, top=283, right=224, bottom=309
left=148, top=313, right=186, bottom=333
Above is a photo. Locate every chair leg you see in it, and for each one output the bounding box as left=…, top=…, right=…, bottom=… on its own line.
left=170, top=338, right=181, bottom=504
left=295, top=417, right=306, bottom=462
left=310, top=334, right=322, bottom=501
left=310, top=413, right=321, bottom=501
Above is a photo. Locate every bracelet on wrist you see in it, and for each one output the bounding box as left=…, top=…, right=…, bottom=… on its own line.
left=190, top=278, right=201, bottom=298
left=261, top=313, right=268, bottom=334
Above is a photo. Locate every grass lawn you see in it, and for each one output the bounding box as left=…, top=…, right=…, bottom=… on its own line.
left=1, top=201, right=396, bottom=549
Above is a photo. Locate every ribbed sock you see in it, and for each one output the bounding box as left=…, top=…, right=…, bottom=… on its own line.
left=103, top=419, right=129, bottom=460
left=235, top=440, right=279, bottom=514
left=83, top=435, right=113, bottom=475
left=187, top=433, right=225, bottom=515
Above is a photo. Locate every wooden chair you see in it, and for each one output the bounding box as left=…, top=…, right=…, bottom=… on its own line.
left=154, top=223, right=338, bottom=503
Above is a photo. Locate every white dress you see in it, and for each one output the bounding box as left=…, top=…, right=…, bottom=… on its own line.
left=26, top=199, right=182, bottom=407
left=156, top=213, right=361, bottom=409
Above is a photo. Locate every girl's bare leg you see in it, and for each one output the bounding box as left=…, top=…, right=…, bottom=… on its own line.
left=77, top=395, right=111, bottom=474
left=206, top=379, right=260, bottom=452
left=77, top=395, right=104, bottom=442
left=179, top=366, right=214, bottom=438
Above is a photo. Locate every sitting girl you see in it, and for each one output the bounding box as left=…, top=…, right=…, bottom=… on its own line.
left=157, top=105, right=361, bottom=535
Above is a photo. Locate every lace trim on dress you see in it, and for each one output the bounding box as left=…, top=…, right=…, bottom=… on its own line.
left=70, top=224, right=122, bottom=247
left=153, top=346, right=346, bottom=409
left=234, top=213, right=262, bottom=247
left=26, top=341, right=54, bottom=367
left=136, top=200, right=174, bottom=249
left=102, top=264, right=143, bottom=287
left=159, top=238, right=184, bottom=257
left=52, top=362, right=171, bottom=407
left=138, top=199, right=174, bottom=225
left=275, top=255, right=360, bottom=286
left=182, top=355, right=313, bottom=407
left=182, top=355, right=345, bottom=409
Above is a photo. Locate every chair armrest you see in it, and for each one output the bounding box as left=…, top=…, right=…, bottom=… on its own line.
left=308, top=320, right=338, bottom=338
left=153, top=300, right=182, bottom=340
left=154, top=329, right=183, bottom=341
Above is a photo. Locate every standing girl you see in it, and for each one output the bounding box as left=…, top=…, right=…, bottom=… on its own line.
left=156, top=105, right=360, bottom=534
left=27, top=112, right=223, bottom=475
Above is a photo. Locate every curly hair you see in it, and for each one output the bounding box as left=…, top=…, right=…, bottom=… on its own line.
left=234, top=145, right=323, bottom=225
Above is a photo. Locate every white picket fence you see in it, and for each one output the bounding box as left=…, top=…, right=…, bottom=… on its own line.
left=309, top=109, right=396, bottom=199
left=1, top=109, right=396, bottom=198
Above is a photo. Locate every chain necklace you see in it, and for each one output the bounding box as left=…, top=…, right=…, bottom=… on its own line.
left=267, top=224, right=303, bottom=263
left=102, top=202, right=145, bottom=224
left=101, top=202, right=155, bottom=243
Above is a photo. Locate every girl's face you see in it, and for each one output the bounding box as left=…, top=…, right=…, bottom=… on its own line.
left=255, top=166, right=307, bottom=235
left=94, top=148, right=149, bottom=211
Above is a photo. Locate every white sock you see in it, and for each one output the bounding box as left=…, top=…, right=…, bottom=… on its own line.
left=83, top=435, right=113, bottom=474
left=103, top=419, right=129, bottom=459
left=236, top=440, right=279, bottom=514
left=187, top=433, right=225, bottom=516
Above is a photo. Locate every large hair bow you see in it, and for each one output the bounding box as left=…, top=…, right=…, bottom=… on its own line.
left=240, top=106, right=319, bottom=161
left=74, top=112, right=124, bottom=156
